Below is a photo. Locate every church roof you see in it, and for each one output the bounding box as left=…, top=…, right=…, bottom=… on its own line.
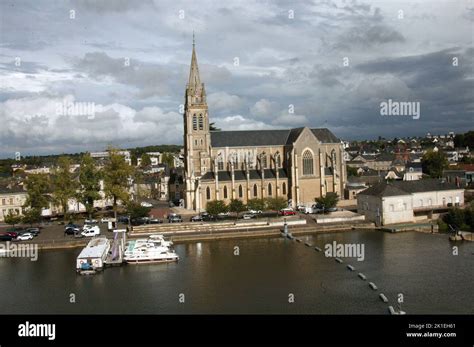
left=210, top=128, right=339, bottom=148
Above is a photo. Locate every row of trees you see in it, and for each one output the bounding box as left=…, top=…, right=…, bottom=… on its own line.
left=205, top=197, right=289, bottom=217
left=8, top=148, right=136, bottom=226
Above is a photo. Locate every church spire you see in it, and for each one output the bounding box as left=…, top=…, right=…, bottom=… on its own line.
left=188, top=32, right=201, bottom=89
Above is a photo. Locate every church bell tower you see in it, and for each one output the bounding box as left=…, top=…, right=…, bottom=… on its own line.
left=184, top=34, right=211, bottom=209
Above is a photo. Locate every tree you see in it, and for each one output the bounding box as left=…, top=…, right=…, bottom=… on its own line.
left=228, top=199, right=246, bottom=218
left=315, top=192, right=339, bottom=211
left=77, top=154, right=102, bottom=220
left=24, top=174, right=50, bottom=211
left=103, top=148, right=135, bottom=222
left=347, top=166, right=358, bottom=177
left=161, top=152, right=175, bottom=168
left=247, top=198, right=265, bottom=212
left=443, top=208, right=465, bottom=230
left=22, top=208, right=42, bottom=226
left=422, top=150, right=448, bottom=178
left=51, top=156, right=78, bottom=221
left=125, top=201, right=151, bottom=220
left=265, top=197, right=288, bottom=211
left=141, top=153, right=151, bottom=167
left=205, top=200, right=228, bottom=216
left=4, top=210, right=22, bottom=227
left=209, top=122, right=221, bottom=131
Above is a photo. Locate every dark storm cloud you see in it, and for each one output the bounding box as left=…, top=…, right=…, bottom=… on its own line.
left=0, top=0, right=473, bottom=156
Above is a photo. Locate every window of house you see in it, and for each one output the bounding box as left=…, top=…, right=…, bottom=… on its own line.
left=253, top=184, right=258, bottom=197
left=268, top=183, right=272, bottom=196
left=238, top=185, right=243, bottom=198
left=1, top=199, right=5, bottom=205
left=302, top=150, right=314, bottom=175
left=223, top=186, right=228, bottom=199
left=282, top=182, right=286, bottom=195
left=403, top=203, right=407, bottom=211
left=389, top=204, right=394, bottom=212
left=206, top=187, right=211, bottom=200
left=9, top=198, right=13, bottom=205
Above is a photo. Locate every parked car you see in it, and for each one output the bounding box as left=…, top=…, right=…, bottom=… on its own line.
left=149, top=218, right=163, bottom=224
left=325, top=207, right=338, bottom=213
left=81, top=225, right=100, bottom=237
left=117, top=216, right=129, bottom=224
left=131, top=217, right=150, bottom=226
left=278, top=209, right=297, bottom=216
left=242, top=213, right=256, bottom=220
left=296, top=204, right=307, bottom=212
left=5, top=231, right=20, bottom=238
left=247, top=209, right=262, bottom=215
left=25, top=227, right=40, bottom=236
left=64, top=223, right=80, bottom=235
left=65, top=227, right=79, bottom=235
left=17, top=232, right=34, bottom=241
left=190, top=215, right=203, bottom=222
left=140, top=202, right=153, bottom=208
left=169, top=215, right=183, bottom=223
left=201, top=214, right=216, bottom=222
left=0, top=233, right=13, bottom=241
left=84, top=218, right=98, bottom=224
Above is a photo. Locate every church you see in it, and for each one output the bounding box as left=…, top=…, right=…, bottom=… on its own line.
left=182, top=40, right=347, bottom=211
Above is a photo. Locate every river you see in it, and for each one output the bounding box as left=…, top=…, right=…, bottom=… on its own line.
left=0, top=230, right=472, bottom=314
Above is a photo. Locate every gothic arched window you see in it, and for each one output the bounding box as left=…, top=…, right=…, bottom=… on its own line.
left=282, top=182, right=286, bottom=195
left=198, top=114, right=204, bottom=130
left=206, top=187, right=211, bottom=200
left=268, top=183, right=272, bottom=196
left=192, top=114, right=197, bottom=131
left=261, top=155, right=267, bottom=169
left=302, top=150, right=314, bottom=176
left=217, top=156, right=224, bottom=171
left=238, top=185, right=243, bottom=198
left=331, top=149, right=337, bottom=167
left=253, top=184, right=258, bottom=197
left=223, top=185, right=228, bottom=199
left=275, top=154, right=281, bottom=168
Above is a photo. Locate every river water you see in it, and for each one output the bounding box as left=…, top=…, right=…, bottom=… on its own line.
left=0, top=230, right=472, bottom=314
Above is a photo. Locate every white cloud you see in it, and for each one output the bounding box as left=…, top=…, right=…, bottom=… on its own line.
left=207, top=92, right=243, bottom=111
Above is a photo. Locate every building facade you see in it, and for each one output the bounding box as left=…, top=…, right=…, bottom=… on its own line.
left=357, top=179, right=464, bottom=225
left=182, top=42, right=346, bottom=211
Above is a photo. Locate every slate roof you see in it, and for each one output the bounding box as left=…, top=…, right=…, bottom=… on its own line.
left=210, top=128, right=340, bottom=147
left=359, top=179, right=462, bottom=197
left=201, top=169, right=288, bottom=182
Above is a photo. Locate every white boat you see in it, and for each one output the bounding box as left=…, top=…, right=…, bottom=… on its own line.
left=148, top=234, right=173, bottom=248
left=76, top=236, right=111, bottom=274
left=124, top=235, right=178, bottom=264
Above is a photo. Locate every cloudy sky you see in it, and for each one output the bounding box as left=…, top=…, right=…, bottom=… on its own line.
left=0, top=0, right=472, bottom=158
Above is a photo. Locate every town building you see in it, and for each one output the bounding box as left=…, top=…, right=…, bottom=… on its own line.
left=357, top=179, right=464, bottom=226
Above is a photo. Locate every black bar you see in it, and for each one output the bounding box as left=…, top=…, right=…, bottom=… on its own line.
left=0, top=315, right=472, bottom=345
